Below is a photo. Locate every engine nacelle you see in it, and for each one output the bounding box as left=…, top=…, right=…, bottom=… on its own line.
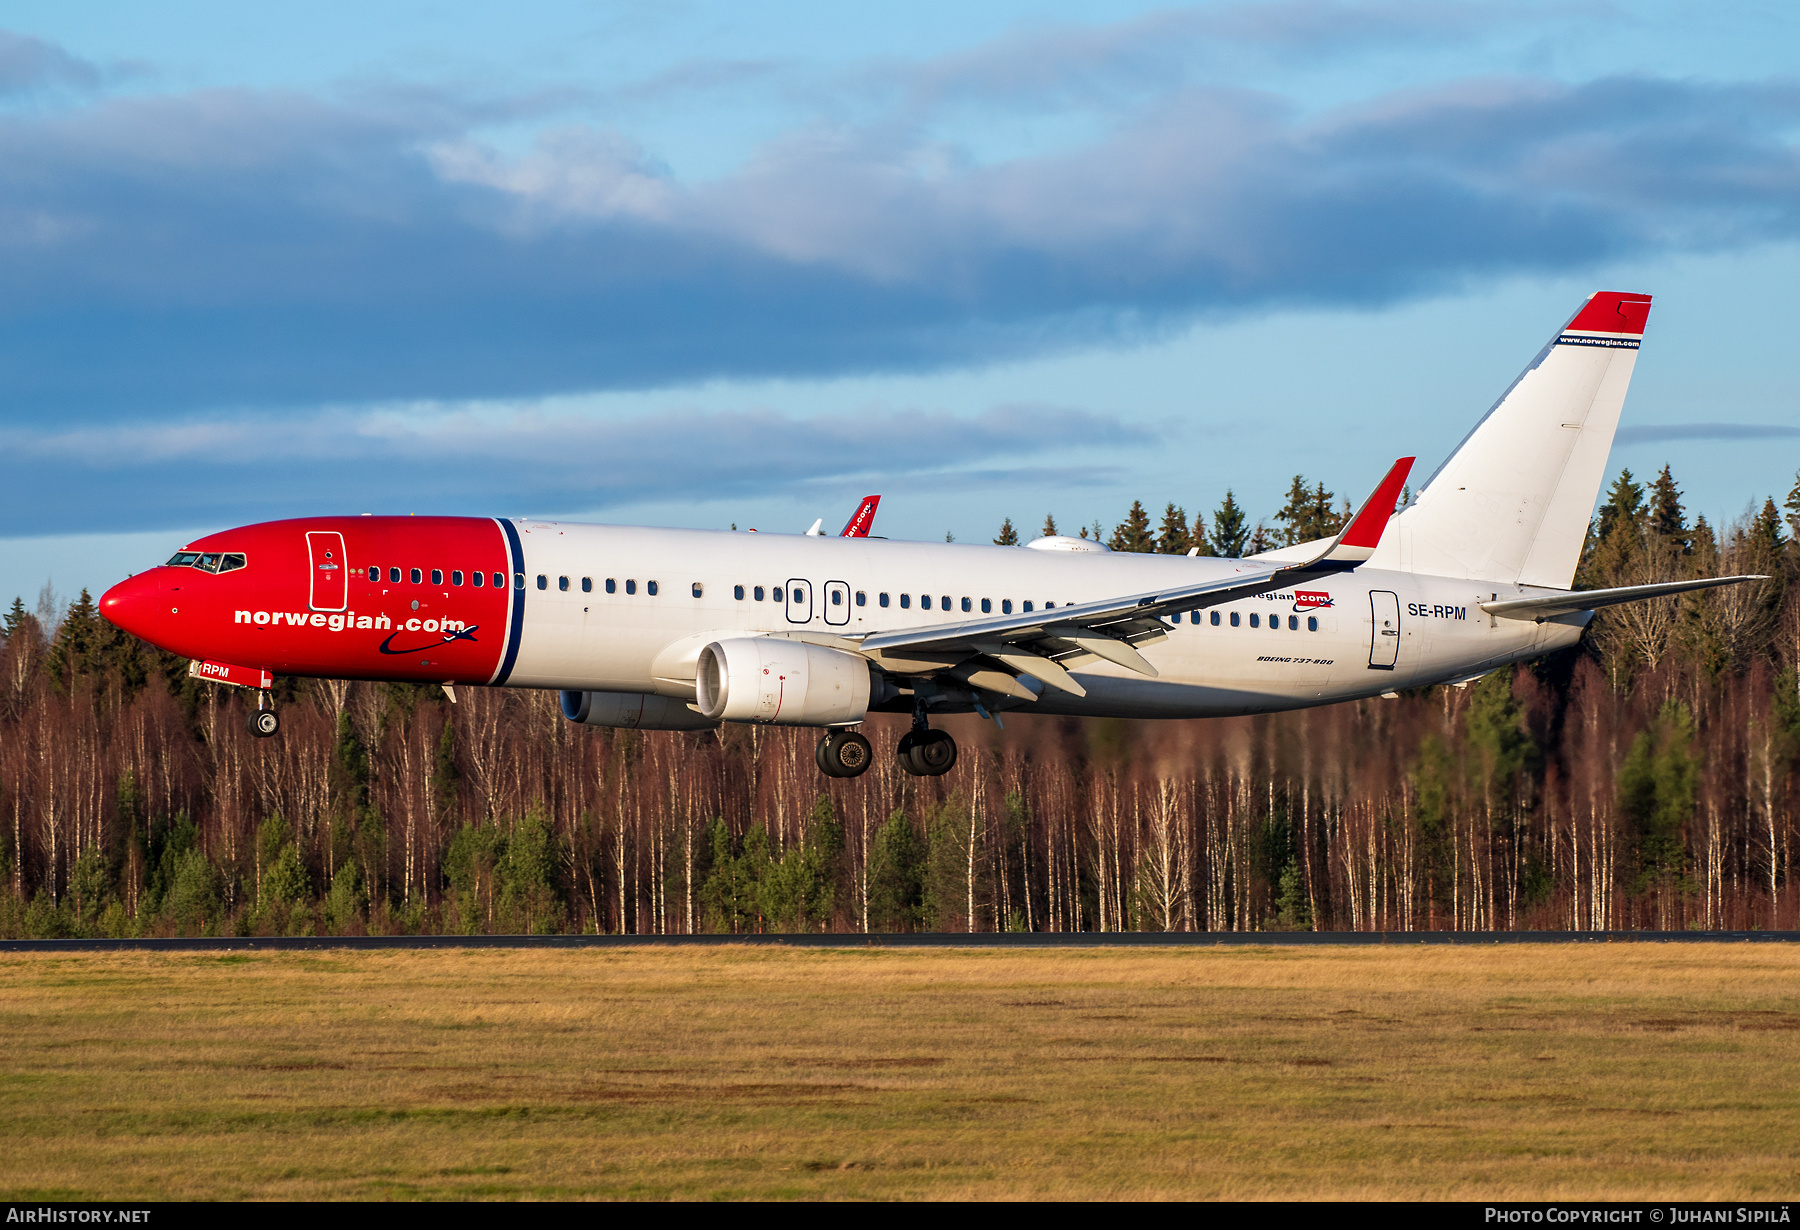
left=695, top=638, right=872, bottom=726
left=559, top=690, right=719, bottom=731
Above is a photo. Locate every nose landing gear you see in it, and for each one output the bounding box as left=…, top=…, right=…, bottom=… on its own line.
left=816, top=729, right=873, bottom=778
left=247, top=692, right=280, bottom=738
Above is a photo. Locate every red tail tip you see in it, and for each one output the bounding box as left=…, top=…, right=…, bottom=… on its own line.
left=1566, top=291, right=1652, bottom=337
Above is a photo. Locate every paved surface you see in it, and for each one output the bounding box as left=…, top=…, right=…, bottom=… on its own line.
left=2, top=930, right=1796, bottom=951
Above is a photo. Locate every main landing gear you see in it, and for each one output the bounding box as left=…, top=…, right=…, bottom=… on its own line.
left=895, top=704, right=956, bottom=777
left=816, top=729, right=874, bottom=778
left=246, top=692, right=280, bottom=738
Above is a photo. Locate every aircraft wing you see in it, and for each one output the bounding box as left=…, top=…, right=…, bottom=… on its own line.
left=1479, top=575, right=1768, bottom=622
left=854, top=458, right=1413, bottom=697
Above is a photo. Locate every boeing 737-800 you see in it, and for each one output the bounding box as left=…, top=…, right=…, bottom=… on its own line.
left=98, top=292, right=1759, bottom=778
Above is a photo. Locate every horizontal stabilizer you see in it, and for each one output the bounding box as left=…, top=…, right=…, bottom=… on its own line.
left=1480, top=575, right=1767, bottom=622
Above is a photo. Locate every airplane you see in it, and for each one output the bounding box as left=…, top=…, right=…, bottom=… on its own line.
left=100, top=292, right=1761, bottom=778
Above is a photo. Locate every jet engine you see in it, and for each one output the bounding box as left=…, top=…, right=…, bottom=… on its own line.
left=695, top=638, right=872, bottom=726
left=559, top=690, right=719, bottom=731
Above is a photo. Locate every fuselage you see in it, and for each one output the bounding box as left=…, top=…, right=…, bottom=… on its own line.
left=100, top=514, right=1586, bottom=719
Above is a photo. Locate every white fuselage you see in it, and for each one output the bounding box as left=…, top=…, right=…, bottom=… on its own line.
left=504, top=523, right=1585, bottom=717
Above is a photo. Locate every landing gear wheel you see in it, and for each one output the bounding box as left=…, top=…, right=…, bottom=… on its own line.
left=247, top=708, right=281, bottom=738
left=896, top=728, right=956, bottom=777
left=816, top=730, right=874, bottom=778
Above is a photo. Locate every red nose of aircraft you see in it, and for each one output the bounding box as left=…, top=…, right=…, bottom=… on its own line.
left=99, top=571, right=165, bottom=644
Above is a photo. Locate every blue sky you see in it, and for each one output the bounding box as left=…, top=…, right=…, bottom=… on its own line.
left=3, top=1, right=1798, bottom=609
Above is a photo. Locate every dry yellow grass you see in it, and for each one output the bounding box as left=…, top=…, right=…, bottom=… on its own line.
left=2, top=944, right=1799, bottom=1200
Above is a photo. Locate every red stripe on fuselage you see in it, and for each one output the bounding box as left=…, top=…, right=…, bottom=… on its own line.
left=121, top=516, right=512, bottom=684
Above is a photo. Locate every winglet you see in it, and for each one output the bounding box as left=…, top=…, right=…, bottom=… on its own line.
left=1322, top=457, right=1414, bottom=563
left=840, top=495, right=880, bottom=537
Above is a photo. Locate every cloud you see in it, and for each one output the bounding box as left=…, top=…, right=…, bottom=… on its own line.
left=2, top=60, right=1795, bottom=429
left=1616, top=423, right=1800, bottom=444
left=0, top=402, right=1150, bottom=536
left=0, top=31, right=102, bottom=97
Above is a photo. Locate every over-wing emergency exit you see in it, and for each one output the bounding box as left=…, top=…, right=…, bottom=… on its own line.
left=100, top=292, right=1762, bottom=778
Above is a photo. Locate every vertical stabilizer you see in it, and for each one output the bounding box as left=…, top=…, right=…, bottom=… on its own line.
left=1368, top=291, right=1651, bottom=589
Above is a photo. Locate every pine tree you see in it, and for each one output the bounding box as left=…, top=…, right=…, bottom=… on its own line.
left=1109, top=501, right=1154, bottom=553
left=1208, top=491, right=1249, bottom=558
left=1156, top=503, right=1191, bottom=554
left=1190, top=510, right=1213, bottom=556
left=1274, top=476, right=1341, bottom=546
left=1785, top=471, right=1800, bottom=543
left=1246, top=522, right=1272, bottom=555
left=48, top=589, right=99, bottom=694
left=993, top=517, right=1019, bottom=546
left=1595, top=468, right=1645, bottom=543
left=2, top=597, right=25, bottom=640
left=1751, top=497, right=1785, bottom=552
left=1648, top=465, right=1686, bottom=540
left=1040, top=513, right=1057, bottom=538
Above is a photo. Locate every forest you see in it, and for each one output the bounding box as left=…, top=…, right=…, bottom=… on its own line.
left=3, top=466, right=1799, bottom=937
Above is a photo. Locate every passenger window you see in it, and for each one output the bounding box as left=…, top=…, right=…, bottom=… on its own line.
left=753, top=586, right=764, bottom=601
left=1045, top=602, right=1055, bottom=609
left=558, top=576, right=569, bottom=592
left=856, top=591, right=866, bottom=606
left=606, top=579, right=617, bottom=594
left=411, top=568, right=423, bottom=584
left=581, top=577, right=592, bottom=593
left=1002, top=600, right=1012, bottom=614
left=1249, top=613, right=1259, bottom=628
left=1307, top=616, right=1318, bottom=631
left=831, top=589, right=842, bottom=606
left=921, top=595, right=931, bottom=610
left=473, top=571, right=484, bottom=587
left=1022, top=601, right=1033, bottom=612
left=1288, top=615, right=1298, bottom=630
left=389, top=567, right=401, bottom=584
left=691, top=583, right=702, bottom=598
left=647, top=581, right=658, bottom=596
left=1230, top=612, right=1240, bottom=627
left=979, top=598, right=990, bottom=613
left=879, top=593, right=889, bottom=607
left=1211, top=611, right=1221, bottom=626
left=942, top=595, right=951, bottom=610
left=513, top=573, right=525, bottom=590
left=367, top=566, right=379, bottom=582
left=626, top=579, right=637, bottom=595
left=734, top=585, right=745, bottom=600
left=537, top=575, right=548, bottom=590
left=772, top=587, right=782, bottom=602
left=432, top=569, right=444, bottom=585
left=900, top=594, right=910, bottom=609
left=451, top=570, right=463, bottom=586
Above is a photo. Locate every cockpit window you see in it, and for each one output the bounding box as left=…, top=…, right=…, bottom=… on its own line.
left=164, top=550, right=247, bottom=573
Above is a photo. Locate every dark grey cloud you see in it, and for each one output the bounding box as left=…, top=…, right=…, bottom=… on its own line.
left=2, top=62, right=1795, bottom=431
left=0, top=403, right=1149, bottom=536
left=1617, top=423, right=1800, bottom=444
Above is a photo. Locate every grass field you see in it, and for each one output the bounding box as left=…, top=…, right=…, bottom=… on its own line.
left=2, top=944, right=1799, bottom=1200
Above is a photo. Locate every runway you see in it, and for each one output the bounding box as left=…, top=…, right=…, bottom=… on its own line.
left=3, top=929, right=1796, bottom=951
